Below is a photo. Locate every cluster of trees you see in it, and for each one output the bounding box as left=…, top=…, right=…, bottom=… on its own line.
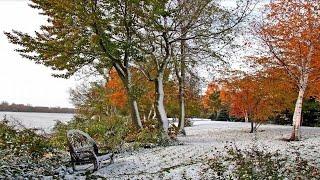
left=5, top=0, right=320, bottom=141
left=0, top=102, right=74, bottom=113
left=6, top=0, right=252, bottom=140
left=203, top=0, right=320, bottom=140
left=70, top=68, right=204, bottom=121
left=203, top=78, right=320, bottom=131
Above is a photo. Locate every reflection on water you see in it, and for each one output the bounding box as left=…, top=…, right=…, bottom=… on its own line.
left=0, top=111, right=74, bottom=133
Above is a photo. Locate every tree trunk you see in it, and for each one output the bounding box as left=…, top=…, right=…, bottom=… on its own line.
left=215, top=110, right=221, bottom=121
left=153, top=106, right=157, bottom=120
left=155, top=75, right=169, bottom=138
left=177, top=60, right=186, bottom=133
left=147, top=105, right=153, bottom=120
left=148, top=104, right=156, bottom=120
left=250, top=121, right=254, bottom=133
left=178, top=85, right=186, bottom=135
left=289, top=45, right=312, bottom=141
left=126, top=68, right=143, bottom=130
left=244, top=111, right=249, bottom=123
left=129, top=97, right=143, bottom=129
left=114, top=62, right=143, bottom=130
left=289, top=86, right=305, bottom=141
left=177, top=3, right=187, bottom=134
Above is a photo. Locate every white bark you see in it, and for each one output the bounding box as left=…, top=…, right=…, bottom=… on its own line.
left=130, top=99, right=143, bottom=128
left=147, top=104, right=155, bottom=120
left=290, top=82, right=306, bottom=140
left=153, top=106, right=157, bottom=120
left=244, top=111, right=249, bottom=123
left=178, top=93, right=185, bottom=131
left=290, top=44, right=313, bottom=141
left=155, top=75, right=169, bottom=133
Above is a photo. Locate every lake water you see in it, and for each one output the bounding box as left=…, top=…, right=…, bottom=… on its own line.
left=0, top=111, right=74, bottom=133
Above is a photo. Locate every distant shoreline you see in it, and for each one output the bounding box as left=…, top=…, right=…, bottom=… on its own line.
left=0, top=102, right=75, bottom=114
left=0, top=111, right=74, bottom=114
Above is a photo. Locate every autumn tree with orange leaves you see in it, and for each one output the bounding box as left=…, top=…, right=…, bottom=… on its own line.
left=105, top=70, right=128, bottom=112
left=105, top=68, right=157, bottom=121
left=256, top=0, right=320, bottom=140
left=223, top=74, right=267, bottom=133
left=221, top=69, right=295, bottom=133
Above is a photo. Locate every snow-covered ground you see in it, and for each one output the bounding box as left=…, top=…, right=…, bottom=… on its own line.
left=93, top=120, right=320, bottom=179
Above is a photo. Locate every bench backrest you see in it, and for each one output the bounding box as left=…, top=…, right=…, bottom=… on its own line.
left=67, top=129, right=99, bottom=160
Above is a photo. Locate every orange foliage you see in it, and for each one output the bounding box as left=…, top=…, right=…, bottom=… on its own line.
left=105, top=69, right=127, bottom=110
left=257, top=0, right=320, bottom=98
left=202, top=83, right=219, bottom=109
left=105, top=68, right=156, bottom=119
left=222, top=70, right=295, bottom=122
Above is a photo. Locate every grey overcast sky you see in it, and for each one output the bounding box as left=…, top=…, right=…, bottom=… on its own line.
left=0, top=0, right=76, bottom=108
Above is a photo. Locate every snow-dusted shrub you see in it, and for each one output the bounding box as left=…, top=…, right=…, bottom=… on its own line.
left=0, top=119, right=52, bottom=158
left=125, top=119, right=167, bottom=148
left=50, top=115, right=130, bottom=152
left=0, top=148, right=68, bottom=179
left=205, top=145, right=320, bottom=179
left=0, top=119, right=66, bottom=178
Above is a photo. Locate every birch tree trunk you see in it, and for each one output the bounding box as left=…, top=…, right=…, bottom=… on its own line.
left=147, top=105, right=154, bottom=120
left=155, top=74, right=170, bottom=138
left=129, top=97, right=143, bottom=129
left=290, top=83, right=306, bottom=141
left=178, top=80, right=186, bottom=132
left=289, top=44, right=312, bottom=141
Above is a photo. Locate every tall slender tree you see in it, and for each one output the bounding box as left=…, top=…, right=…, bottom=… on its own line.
left=256, top=0, right=320, bottom=140
left=136, top=0, right=253, bottom=138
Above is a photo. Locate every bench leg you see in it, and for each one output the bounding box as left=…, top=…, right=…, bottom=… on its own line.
left=93, top=153, right=114, bottom=171
left=93, top=159, right=99, bottom=171
left=109, top=154, right=114, bottom=164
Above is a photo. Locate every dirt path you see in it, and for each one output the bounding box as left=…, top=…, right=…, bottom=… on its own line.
left=93, top=121, right=320, bottom=179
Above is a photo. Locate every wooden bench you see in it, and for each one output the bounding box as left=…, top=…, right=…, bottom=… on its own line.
left=67, top=129, right=114, bottom=171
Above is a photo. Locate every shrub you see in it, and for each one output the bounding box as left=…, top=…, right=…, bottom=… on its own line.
left=0, top=120, right=52, bottom=158
left=50, top=115, right=130, bottom=152
left=124, top=119, right=161, bottom=148
left=204, top=145, right=320, bottom=179
left=137, top=119, right=160, bottom=144
left=67, top=82, right=164, bottom=150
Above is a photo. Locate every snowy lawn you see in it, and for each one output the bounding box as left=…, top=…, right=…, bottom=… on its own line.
left=92, top=120, right=320, bottom=179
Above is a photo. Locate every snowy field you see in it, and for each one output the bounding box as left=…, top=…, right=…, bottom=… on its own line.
left=92, top=120, right=320, bottom=179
